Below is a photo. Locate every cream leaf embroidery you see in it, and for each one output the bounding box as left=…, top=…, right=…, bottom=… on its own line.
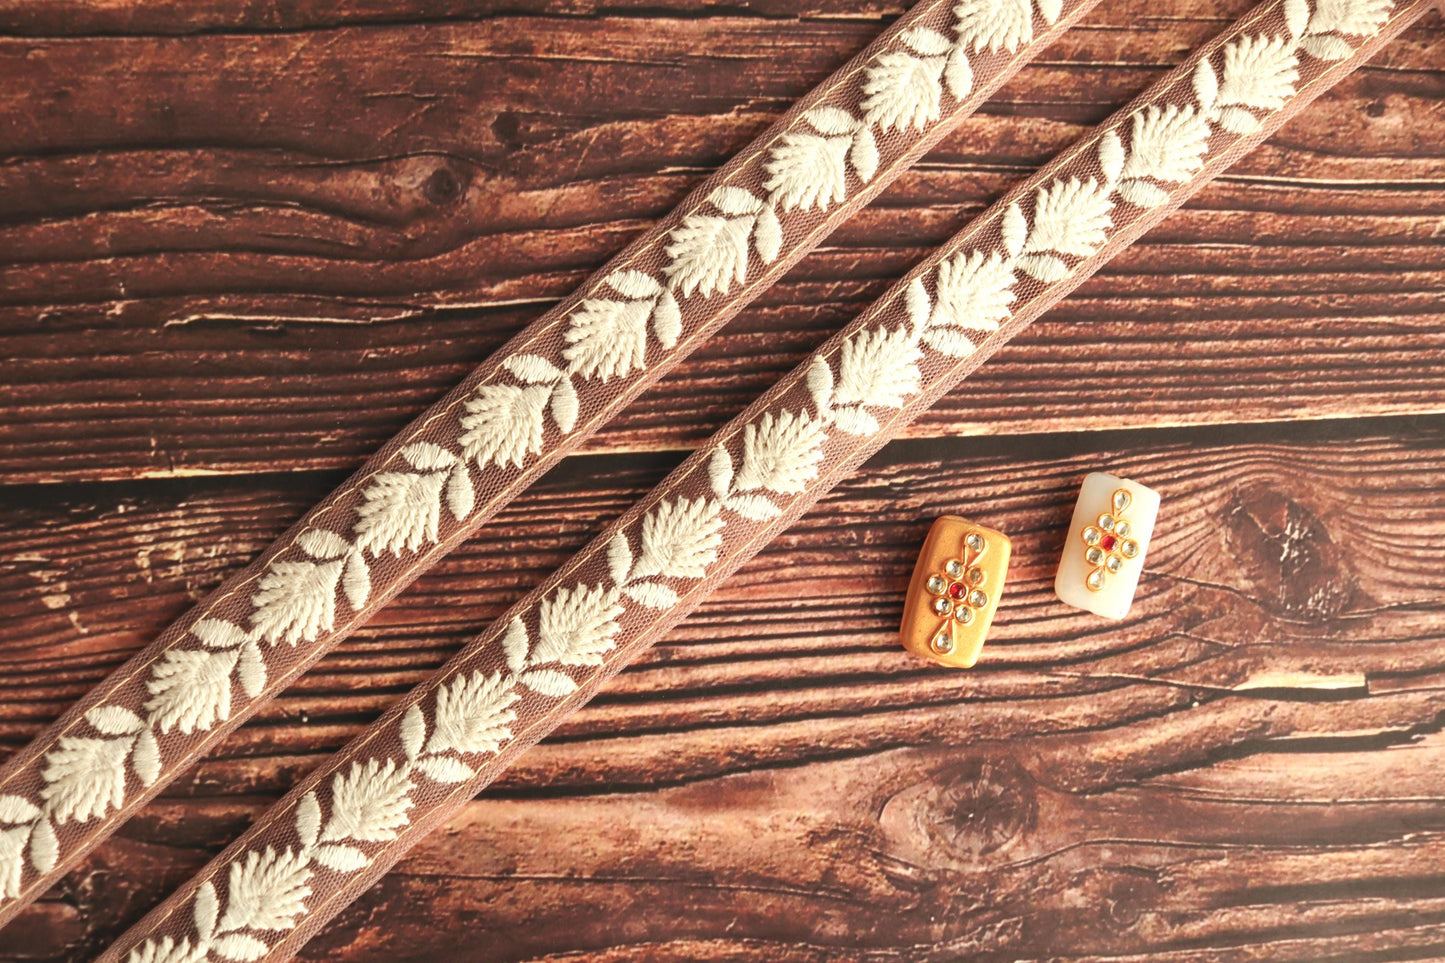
left=250, top=557, right=345, bottom=646
left=954, top=0, right=1035, bottom=52
left=0, top=825, right=28, bottom=900
left=86, top=704, right=145, bottom=735
left=144, top=648, right=240, bottom=735
left=425, top=671, right=519, bottom=756
left=862, top=51, right=944, bottom=133
left=1214, top=34, right=1300, bottom=133
left=931, top=249, right=1017, bottom=332
left=126, top=936, right=207, bottom=963
left=39, top=735, right=132, bottom=824
left=321, top=759, right=413, bottom=843
left=216, top=846, right=312, bottom=933
left=212, top=934, right=269, bottom=962
left=563, top=297, right=652, bottom=381
left=1118, top=104, right=1210, bottom=205
left=0, top=796, right=39, bottom=823
left=630, top=497, right=725, bottom=580
left=622, top=581, right=680, bottom=609
left=28, top=817, right=58, bottom=873
left=458, top=383, right=551, bottom=471
left=354, top=470, right=447, bottom=556
left=1308, top=0, right=1392, bottom=38
left=416, top=756, right=473, bottom=784
left=295, top=793, right=322, bottom=851
left=663, top=213, right=755, bottom=298
left=518, top=668, right=578, bottom=697
left=536, top=583, right=625, bottom=667
left=732, top=409, right=828, bottom=495
left=1023, top=176, right=1115, bottom=257
left=835, top=325, right=923, bottom=412
left=312, top=844, right=367, bottom=873
left=764, top=132, right=851, bottom=212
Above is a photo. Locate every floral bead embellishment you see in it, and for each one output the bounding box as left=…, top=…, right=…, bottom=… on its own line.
left=1081, top=488, right=1141, bottom=592
left=923, top=530, right=992, bottom=654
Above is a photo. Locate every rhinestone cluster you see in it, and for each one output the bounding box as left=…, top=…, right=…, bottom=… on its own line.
left=925, top=531, right=989, bottom=654
left=1082, top=488, right=1141, bottom=592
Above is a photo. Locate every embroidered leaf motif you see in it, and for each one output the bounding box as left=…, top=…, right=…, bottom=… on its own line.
left=835, top=325, right=922, bottom=411
left=663, top=214, right=755, bottom=298
left=125, top=936, right=206, bottom=963
left=606, top=532, right=632, bottom=586
left=40, top=735, right=132, bottom=824
left=296, top=529, right=350, bottom=561
left=416, top=755, right=474, bottom=784
left=0, top=796, right=40, bottom=824
left=458, top=383, right=551, bottom=471
left=732, top=409, right=827, bottom=495
left=399, top=706, right=426, bottom=763
left=342, top=549, right=371, bottom=610
left=862, top=51, right=944, bottom=133
left=0, top=825, right=28, bottom=900
left=765, top=132, right=851, bottom=212
left=251, top=557, right=344, bottom=646
left=945, top=45, right=973, bottom=100
left=901, top=25, right=952, bottom=55
left=192, top=619, right=248, bottom=650
left=651, top=290, right=682, bottom=349
left=1001, top=202, right=1028, bottom=258
left=145, top=648, right=239, bottom=734
left=1118, top=104, right=1210, bottom=197
left=295, top=793, right=321, bottom=851
left=132, top=729, right=161, bottom=786
left=1215, top=34, right=1299, bottom=133
left=753, top=205, right=782, bottom=263
left=519, top=668, right=578, bottom=697
left=954, top=0, right=1034, bottom=52
left=623, top=581, right=681, bottom=609
left=238, top=641, right=266, bottom=699
left=563, top=297, right=651, bottom=382
left=355, top=470, right=447, bottom=556
left=806, top=357, right=834, bottom=413
left=425, top=671, right=519, bottom=756
left=212, top=934, right=270, bottom=962
left=1193, top=58, right=1219, bottom=111
left=710, top=186, right=764, bottom=216
left=536, top=583, right=624, bottom=667
left=544, top=379, right=577, bottom=439
left=631, top=497, right=725, bottom=580
left=1097, top=130, right=1125, bottom=185
left=708, top=448, right=734, bottom=500
left=399, top=441, right=456, bottom=471
left=923, top=327, right=980, bottom=357
left=832, top=405, right=881, bottom=436
left=1021, top=176, right=1114, bottom=262
left=217, top=846, right=312, bottom=933
left=905, top=277, right=930, bottom=331
left=724, top=492, right=783, bottom=521
left=86, top=705, right=145, bottom=736
left=195, top=881, right=219, bottom=942
left=803, top=106, right=859, bottom=135
left=502, top=617, right=530, bottom=675
left=322, top=759, right=413, bottom=843
left=605, top=268, right=662, bottom=299
left=1308, top=0, right=1392, bottom=39
left=312, top=844, right=368, bottom=873
left=931, top=250, right=1017, bottom=333
left=28, top=818, right=57, bottom=874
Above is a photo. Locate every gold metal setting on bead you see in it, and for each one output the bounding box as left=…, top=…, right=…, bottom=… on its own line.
left=900, top=516, right=1012, bottom=669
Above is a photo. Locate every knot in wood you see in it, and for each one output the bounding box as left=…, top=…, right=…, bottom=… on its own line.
left=1224, top=484, right=1357, bottom=621
left=915, top=756, right=1036, bottom=862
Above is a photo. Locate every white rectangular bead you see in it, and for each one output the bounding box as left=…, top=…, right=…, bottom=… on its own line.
left=1054, top=472, right=1160, bottom=620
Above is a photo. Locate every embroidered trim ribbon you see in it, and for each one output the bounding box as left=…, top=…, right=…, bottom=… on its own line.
left=95, top=1, right=1434, bottom=960
left=0, top=0, right=1100, bottom=922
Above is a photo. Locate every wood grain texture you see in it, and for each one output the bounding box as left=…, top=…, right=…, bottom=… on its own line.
left=0, top=0, right=1443, bottom=959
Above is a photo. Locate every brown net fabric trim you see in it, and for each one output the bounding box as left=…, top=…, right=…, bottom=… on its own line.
left=99, top=1, right=1436, bottom=960
left=0, top=0, right=1098, bottom=924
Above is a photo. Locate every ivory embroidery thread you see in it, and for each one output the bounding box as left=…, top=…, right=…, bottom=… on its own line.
left=99, top=0, right=1434, bottom=960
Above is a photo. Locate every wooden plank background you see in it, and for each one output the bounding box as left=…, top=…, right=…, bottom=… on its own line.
left=1, top=0, right=1443, bottom=959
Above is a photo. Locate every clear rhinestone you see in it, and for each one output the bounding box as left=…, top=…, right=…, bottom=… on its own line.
left=1106, top=555, right=1123, bottom=573
left=944, top=559, right=963, bottom=578
left=967, top=567, right=985, bottom=585
left=954, top=607, right=974, bottom=625
left=926, top=575, right=947, bottom=595
left=1098, top=514, right=1115, bottom=532
left=965, top=533, right=984, bottom=552
left=1121, top=539, right=1139, bottom=558
left=932, top=630, right=955, bottom=653
left=1114, top=520, right=1131, bottom=538
left=1082, top=526, right=1101, bottom=546
left=968, top=589, right=987, bottom=609
left=1085, top=547, right=1104, bottom=565
left=933, top=597, right=953, bottom=616
left=1113, top=489, right=1132, bottom=514
left=1086, top=569, right=1105, bottom=591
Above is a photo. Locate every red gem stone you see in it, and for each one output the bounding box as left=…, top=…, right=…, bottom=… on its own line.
left=948, top=582, right=966, bottom=600
left=1100, top=534, right=1117, bottom=551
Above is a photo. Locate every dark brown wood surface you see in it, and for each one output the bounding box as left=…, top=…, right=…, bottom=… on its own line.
left=1, top=0, right=1443, bottom=959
